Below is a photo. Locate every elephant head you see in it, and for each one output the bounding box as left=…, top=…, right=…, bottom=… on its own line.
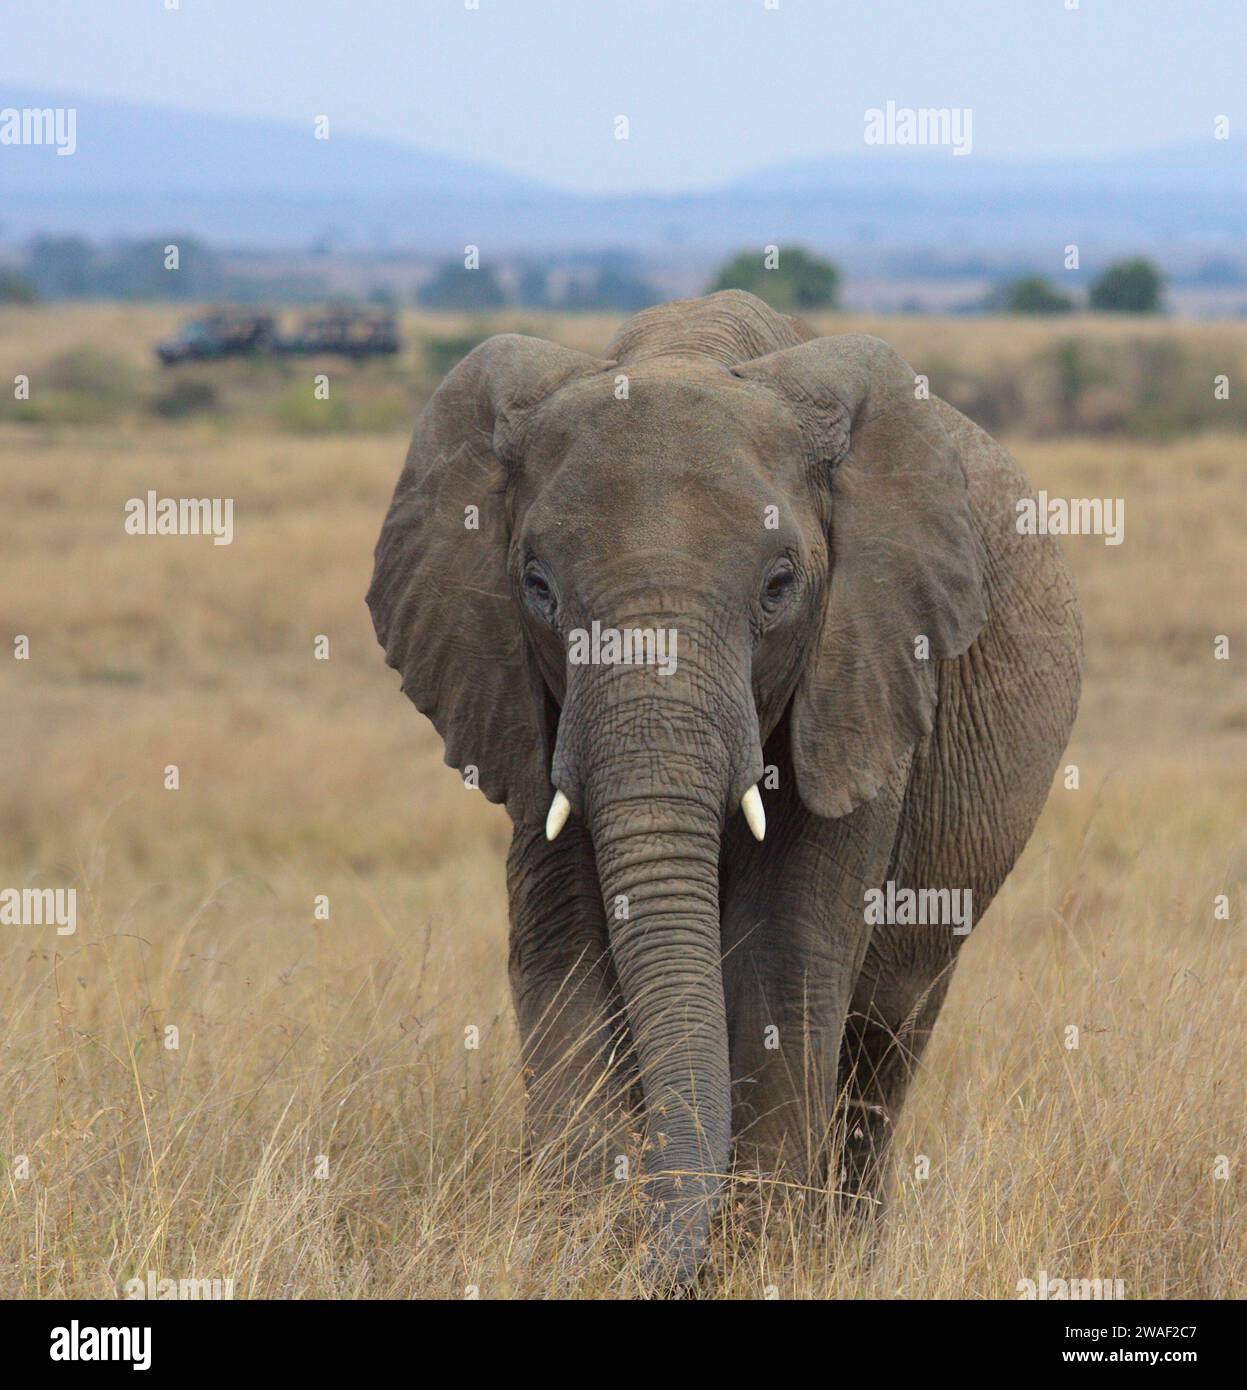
left=367, top=291, right=986, bottom=1283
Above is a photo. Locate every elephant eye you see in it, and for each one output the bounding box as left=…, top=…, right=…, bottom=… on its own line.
left=523, top=564, right=557, bottom=618
left=761, top=561, right=797, bottom=610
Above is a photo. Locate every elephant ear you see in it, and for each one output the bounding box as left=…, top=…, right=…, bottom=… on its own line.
left=367, top=334, right=609, bottom=823
left=734, top=334, right=987, bottom=819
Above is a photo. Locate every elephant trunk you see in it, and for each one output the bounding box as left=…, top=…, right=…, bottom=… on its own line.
left=551, top=621, right=761, bottom=1287
left=590, top=786, right=730, bottom=1285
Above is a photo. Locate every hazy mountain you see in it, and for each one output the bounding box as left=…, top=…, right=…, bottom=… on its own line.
left=0, top=87, right=550, bottom=196
left=2, top=90, right=1244, bottom=259
left=733, top=139, right=1246, bottom=196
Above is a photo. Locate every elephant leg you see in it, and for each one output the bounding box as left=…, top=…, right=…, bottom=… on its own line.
left=834, top=638, right=1061, bottom=1215
left=834, top=590, right=1082, bottom=1212
left=836, top=961, right=955, bottom=1220
left=720, top=737, right=910, bottom=1195
left=507, top=822, right=637, bottom=1180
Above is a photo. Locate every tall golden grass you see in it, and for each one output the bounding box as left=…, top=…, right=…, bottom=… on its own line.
left=0, top=309, right=1242, bottom=1298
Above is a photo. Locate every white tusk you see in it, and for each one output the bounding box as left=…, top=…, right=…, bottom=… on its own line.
left=545, top=790, right=572, bottom=842
left=741, top=784, right=765, bottom=841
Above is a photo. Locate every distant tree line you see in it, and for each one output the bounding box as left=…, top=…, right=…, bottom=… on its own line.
left=416, top=254, right=659, bottom=312
left=706, top=246, right=1167, bottom=316
left=11, top=236, right=228, bottom=301
left=4, top=237, right=361, bottom=305
left=0, top=236, right=1172, bottom=318
left=0, top=239, right=666, bottom=311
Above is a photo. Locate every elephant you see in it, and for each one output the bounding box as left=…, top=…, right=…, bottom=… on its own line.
left=367, top=290, right=1082, bottom=1286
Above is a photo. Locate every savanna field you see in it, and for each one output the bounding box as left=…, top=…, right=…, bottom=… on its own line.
left=0, top=305, right=1243, bottom=1298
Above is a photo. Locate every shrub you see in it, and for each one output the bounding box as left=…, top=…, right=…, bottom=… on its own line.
left=708, top=246, right=840, bottom=311
left=1001, top=276, right=1075, bottom=315
left=1089, top=259, right=1164, bottom=313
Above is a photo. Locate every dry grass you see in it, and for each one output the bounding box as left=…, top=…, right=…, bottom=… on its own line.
left=0, top=310, right=1243, bottom=1298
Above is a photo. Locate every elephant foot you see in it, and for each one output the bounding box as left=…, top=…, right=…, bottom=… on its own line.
left=634, top=1177, right=719, bottom=1297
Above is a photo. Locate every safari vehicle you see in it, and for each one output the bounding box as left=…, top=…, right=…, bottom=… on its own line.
left=155, top=306, right=401, bottom=365
left=282, top=307, right=400, bottom=359
left=154, top=311, right=276, bottom=364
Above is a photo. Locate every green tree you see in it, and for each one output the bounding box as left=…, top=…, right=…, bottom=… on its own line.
left=1088, top=258, right=1163, bottom=314
left=709, top=246, right=840, bottom=311
left=417, top=262, right=506, bottom=311
left=999, top=275, right=1074, bottom=315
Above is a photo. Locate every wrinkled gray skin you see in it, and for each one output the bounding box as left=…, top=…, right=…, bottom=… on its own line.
left=368, top=291, right=1082, bottom=1287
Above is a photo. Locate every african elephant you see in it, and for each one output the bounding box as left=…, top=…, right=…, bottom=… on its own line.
left=367, top=290, right=1082, bottom=1285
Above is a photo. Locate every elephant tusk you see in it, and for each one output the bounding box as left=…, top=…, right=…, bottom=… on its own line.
left=545, top=790, right=572, bottom=842
left=741, top=784, right=765, bottom=841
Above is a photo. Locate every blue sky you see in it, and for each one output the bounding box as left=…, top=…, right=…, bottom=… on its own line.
left=4, top=0, right=1244, bottom=193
